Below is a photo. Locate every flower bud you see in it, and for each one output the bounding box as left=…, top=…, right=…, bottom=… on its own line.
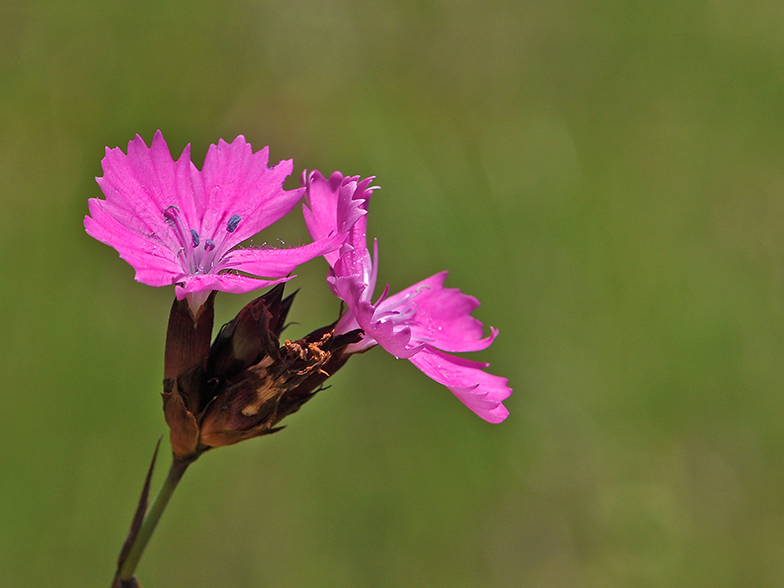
left=161, top=286, right=361, bottom=460
left=161, top=292, right=215, bottom=461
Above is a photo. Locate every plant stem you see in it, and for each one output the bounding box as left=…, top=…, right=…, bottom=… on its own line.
left=117, top=456, right=194, bottom=582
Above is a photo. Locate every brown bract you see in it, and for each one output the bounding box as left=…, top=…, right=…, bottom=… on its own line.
left=161, top=285, right=361, bottom=461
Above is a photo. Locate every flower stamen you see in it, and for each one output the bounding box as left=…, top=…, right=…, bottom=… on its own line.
left=226, top=214, right=241, bottom=233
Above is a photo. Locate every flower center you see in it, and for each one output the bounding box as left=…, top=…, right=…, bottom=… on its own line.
left=163, top=206, right=242, bottom=275
left=375, top=285, right=426, bottom=329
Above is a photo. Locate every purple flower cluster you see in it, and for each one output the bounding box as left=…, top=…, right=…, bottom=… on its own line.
left=86, top=131, right=510, bottom=423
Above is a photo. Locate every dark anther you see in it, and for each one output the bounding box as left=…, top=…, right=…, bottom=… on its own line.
left=163, top=205, right=181, bottom=224
left=226, top=214, right=241, bottom=233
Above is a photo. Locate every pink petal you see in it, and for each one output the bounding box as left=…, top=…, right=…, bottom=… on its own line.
left=383, top=272, right=498, bottom=353
left=409, top=346, right=511, bottom=423
left=86, top=131, right=202, bottom=288
left=302, top=170, right=342, bottom=243
left=331, top=241, right=375, bottom=299
left=195, top=136, right=304, bottom=243
left=354, top=299, right=422, bottom=359
left=340, top=176, right=375, bottom=250
left=84, top=201, right=184, bottom=287
left=220, top=232, right=346, bottom=277
left=174, top=273, right=292, bottom=299
left=327, top=263, right=369, bottom=310
left=93, top=131, right=196, bottom=245
left=302, top=170, right=373, bottom=267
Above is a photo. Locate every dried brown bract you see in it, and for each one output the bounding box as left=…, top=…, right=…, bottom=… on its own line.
left=161, top=285, right=361, bottom=460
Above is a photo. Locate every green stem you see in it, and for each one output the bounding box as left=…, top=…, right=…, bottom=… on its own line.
left=117, top=456, right=194, bottom=581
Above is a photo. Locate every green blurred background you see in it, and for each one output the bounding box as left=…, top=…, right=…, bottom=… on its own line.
left=2, top=0, right=783, bottom=586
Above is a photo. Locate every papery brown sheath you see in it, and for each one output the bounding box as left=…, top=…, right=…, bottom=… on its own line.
left=162, top=284, right=361, bottom=460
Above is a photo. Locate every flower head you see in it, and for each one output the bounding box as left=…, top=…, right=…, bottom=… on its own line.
left=303, top=171, right=511, bottom=423
left=85, top=131, right=345, bottom=314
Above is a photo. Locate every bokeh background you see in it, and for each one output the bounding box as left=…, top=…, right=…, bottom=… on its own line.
left=2, top=0, right=783, bottom=586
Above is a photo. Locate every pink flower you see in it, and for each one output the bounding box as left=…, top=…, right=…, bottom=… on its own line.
left=302, top=171, right=511, bottom=423
left=85, top=131, right=345, bottom=314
